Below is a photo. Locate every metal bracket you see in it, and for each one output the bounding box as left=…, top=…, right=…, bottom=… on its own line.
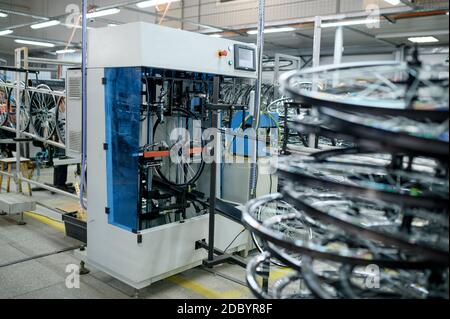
left=12, top=137, right=33, bottom=143
left=195, top=240, right=247, bottom=269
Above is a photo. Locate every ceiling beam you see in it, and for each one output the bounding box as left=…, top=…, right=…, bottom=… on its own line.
left=345, top=26, right=398, bottom=47
left=1, top=34, right=78, bottom=47
left=376, top=30, right=449, bottom=39
left=0, top=8, right=48, bottom=21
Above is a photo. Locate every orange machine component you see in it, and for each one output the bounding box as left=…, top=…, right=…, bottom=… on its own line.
left=218, top=50, right=228, bottom=57
left=143, top=147, right=203, bottom=159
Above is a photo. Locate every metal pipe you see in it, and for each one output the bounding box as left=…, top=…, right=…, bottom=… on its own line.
left=248, top=0, right=265, bottom=200
left=25, top=57, right=81, bottom=67
left=309, top=16, right=322, bottom=148
left=1, top=83, right=65, bottom=97
left=14, top=49, right=22, bottom=187
left=253, top=0, right=265, bottom=130
left=79, top=0, right=88, bottom=210
left=0, top=171, right=81, bottom=201
left=207, top=76, right=220, bottom=262
left=0, top=126, right=66, bottom=149
left=332, top=26, right=343, bottom=87
left=333, top=26, right=343, bottom=65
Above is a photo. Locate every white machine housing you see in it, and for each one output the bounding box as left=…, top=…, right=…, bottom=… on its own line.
left=79, top=22, right=258, bottom=289
left=88, top=22, right=257, bottom=78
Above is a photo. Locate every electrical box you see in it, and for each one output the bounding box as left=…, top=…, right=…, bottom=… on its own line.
left=221, top=157, right=278, bottom=205
left=65, top=68, right=82, bottom=159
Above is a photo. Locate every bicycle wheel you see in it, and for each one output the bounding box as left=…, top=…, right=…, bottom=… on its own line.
left=56, top=96, right=66, bottom=144
left=282, top=184, right=449, bottom=263
left=0, top=80, right=8, bottom=127
left=280, top=61, right=449, bottom=120
left=276, top=156, right=449, bottom=210
left=318, top=107, right=449, bottom=159
left=7, top=84, right=31, bottom=132
left=243, top=197, right=445, bottom=270
left=248, top=193, right=313, bottom=267
left=153, top=107, right=205, bottom=187
left=30, top=84, right=57, bottom=139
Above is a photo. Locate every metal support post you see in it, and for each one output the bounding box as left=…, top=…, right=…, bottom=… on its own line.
left=13, top=48, right=28, bottom=191
left=308, top=16, right=322, bottom=149
left=332, top=26, right=344, bottom=89
left=207, top=76, right=220, bottom=263
left=249, top=0, right=265, bottom=199
left=79, top=0, right=88, bottom=210
left=333, top=26, right=344, bottom=65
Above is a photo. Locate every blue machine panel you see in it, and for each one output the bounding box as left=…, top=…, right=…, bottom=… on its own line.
left=229, top=111, right=279, bottom=157
left=104, top=67, right=142, bottom=232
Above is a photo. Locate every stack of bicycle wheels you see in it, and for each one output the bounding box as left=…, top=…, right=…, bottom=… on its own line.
left=242, top=59, right=449, bottom=299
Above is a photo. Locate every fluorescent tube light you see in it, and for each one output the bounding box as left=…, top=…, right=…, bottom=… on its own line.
left=0, top=12, right=8, bottom=18
left=0, top=30, right=13, bottom=36
left=247, top=27, right=295, bottom=35
left=136, top=0, right=180, bottom=8
left=321, top=18, right=379, bottom=28
left=56, top=49, right=77, bottom=54
left=384, top=0, right=400, bottom=5
left=86, top=8, right=120, bottom=19
left=15, top=39, right=55, bottom=48
left=408, top=36, right=439, bottom=43
left=209, top=34, right=223, bottom=38
left=108, top=23, right=118, bottom=27
left=31, top=20, right=61, bottom=29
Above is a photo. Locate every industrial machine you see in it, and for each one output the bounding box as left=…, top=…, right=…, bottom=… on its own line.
left=78, top=22, right=262, bottom=288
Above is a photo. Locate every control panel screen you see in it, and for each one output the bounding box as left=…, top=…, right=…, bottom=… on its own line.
left=234, top=44, right=256, bottom=71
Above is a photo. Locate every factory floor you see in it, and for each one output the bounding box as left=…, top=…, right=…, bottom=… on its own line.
left=0, top=166, right=286, bottom=299
left=0, top=211, right=258, bottom=299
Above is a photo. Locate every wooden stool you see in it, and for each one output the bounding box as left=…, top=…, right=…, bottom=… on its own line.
left=0, top=157, right=34, bottom=196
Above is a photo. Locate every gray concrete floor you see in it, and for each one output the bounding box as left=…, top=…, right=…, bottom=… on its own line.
left=0, top=212, right=257, bottom=299
left=0, top=166, right=295, bottom=299
left=0, top=166, right=260, bottom=299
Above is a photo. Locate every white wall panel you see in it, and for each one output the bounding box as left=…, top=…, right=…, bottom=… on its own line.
left=187, top=0, right=340, bottom=29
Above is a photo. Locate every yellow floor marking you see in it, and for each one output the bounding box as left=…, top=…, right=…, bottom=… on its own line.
left=254, top=267, right=295, bottom=287
left=24, top=211, right=66, bottom=233
left=269, top=267, right=295, bottom=282
left=23, top=210, right=247, bottom=298
left=168, top=275, right=244, bottom=299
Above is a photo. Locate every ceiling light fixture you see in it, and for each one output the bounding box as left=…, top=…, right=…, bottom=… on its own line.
left=15, top=39, right=55, bottom=48
left=0, top=29, right=13, bottom=36
left=247, top=27, right=296, bottom=35
left=321, top=18, right=380, bottom=28
left=0, top=12, right=8, bottom=18
left=209, top=34, right=223, bottom=38
left=107, top=23, right=118, bottom=27
left=383, top=0, right=400, bottom=5
left=63, top=23, right=93, bottom=30
left=56, top=49, right=77, bottom=54
left=86, top=8, right=120, bottom=19
left=408, top=36, right=439, bottom=43
left=136, top=0, right=180, bottom=8
left=31, top=20, right=61, bottom=29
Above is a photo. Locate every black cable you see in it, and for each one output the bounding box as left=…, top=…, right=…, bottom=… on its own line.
left=269, top=173, right=273, bottom=194
left=0, top=245, right=82, bottom=268
left=223, top=228, right=246, bottom=253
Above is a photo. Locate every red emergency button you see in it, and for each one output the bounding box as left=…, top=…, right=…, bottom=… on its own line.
left=218, top=50, right=228, bottom=57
